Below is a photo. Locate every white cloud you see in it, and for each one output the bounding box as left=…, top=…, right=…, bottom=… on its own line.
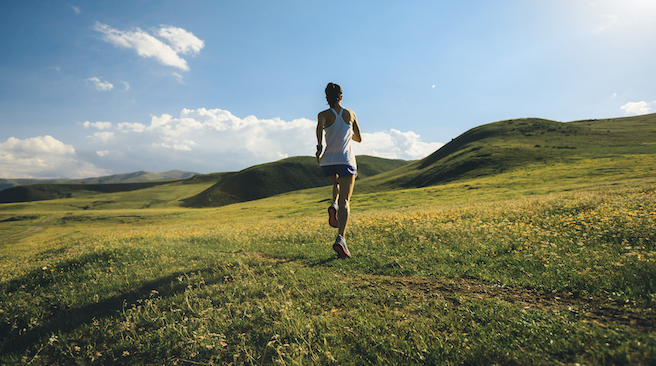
left=73, top=108, right=443, bottom=175
left=3, top=108, right=445, bottom=179
left=621, top=101, right=651, bottom=115
left=0, top=104, right=443, bottom=178
left=172, top=72, right=185, bottom=85
left=173, top=143, right=193, bottom=151
left=83, top=121, right=113, bottom=130
left=0, top=136, right=107, bottom=179
left=86, top=77, right=113, bottom=91
left=70, top=5, right=81, bottom=14
left=157, top=26, right=204, bottom=55
left=117, top=122, right=146, bottom=132
left=93, top=22, right=204, bottom=71
left=138, top=108, right=316, bottom=162
left=354, top=129, right=444, bottom=160
left=1, top=135, right=74, bottom=155
left=89, top=132, right=115, bottom=143
left=146, top=114, right=174, bottom=131
left=121, top=81, right=130, bottom=90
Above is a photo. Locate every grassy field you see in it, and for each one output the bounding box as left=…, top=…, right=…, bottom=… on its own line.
left=1, top=115, right=655, bottom=365
left=1, top=173, right=655, bottom=364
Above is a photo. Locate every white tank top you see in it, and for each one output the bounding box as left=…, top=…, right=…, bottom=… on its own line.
left=320, top=108, right=357, bottom=168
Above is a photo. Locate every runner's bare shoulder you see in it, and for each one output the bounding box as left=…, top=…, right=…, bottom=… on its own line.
left=319, top=109, right=336, bottom=127
left=343, top=109, right=357, bottom=125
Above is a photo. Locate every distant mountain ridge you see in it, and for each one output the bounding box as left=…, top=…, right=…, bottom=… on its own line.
left=0, top=170, right=198, bottom=192
left=0, top=156, right=410, bottom=205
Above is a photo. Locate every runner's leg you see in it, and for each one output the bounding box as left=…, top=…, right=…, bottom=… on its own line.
left=327, top=175, right=340, bottom=227
left=331, top=177, right=340, bottom=204
left=337, top=174, right=356, bottom=237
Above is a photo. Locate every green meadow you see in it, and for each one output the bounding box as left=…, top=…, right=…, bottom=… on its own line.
left=1, top=115, right=655, bottom=365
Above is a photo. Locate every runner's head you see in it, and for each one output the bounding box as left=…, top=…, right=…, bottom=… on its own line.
left=325, top=82, right=342, bottom=108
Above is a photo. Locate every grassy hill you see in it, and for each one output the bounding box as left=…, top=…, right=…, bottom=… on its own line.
left=0, top=170, right=198, bottom=192
left=0, top=181, right=183, bottom=204
left=182, top=155, right=411, bottom=207
left=357, top=114, right=656, bottom=193
left=0, top=156, right=410, bottom=208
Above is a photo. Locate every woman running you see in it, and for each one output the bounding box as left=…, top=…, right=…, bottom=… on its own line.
left=315, top=82, right=362, bottom=258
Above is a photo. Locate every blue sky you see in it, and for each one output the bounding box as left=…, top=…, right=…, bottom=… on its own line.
left=1, top=0, right=655, bottom=178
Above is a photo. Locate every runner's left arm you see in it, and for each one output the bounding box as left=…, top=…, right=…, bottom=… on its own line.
left=352, top=112, right=362, bottom=143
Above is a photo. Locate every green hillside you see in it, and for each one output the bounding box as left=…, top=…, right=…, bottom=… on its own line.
left=0, top=156, right=409, bottom=208
left=183, top=155, right=411, bottom=207
left=0, top=181, right=182, bottom=204
left=0, top=170, right=198, bottom=192
left=357, top=114, right=656, bottom=193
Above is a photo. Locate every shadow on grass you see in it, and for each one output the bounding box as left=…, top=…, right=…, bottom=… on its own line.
left=224, top=247, right=343, bottom=268
left=306, top=256, right=340, bottom=267
left=265, top=249, right=342, bottom=268
left=0, top=253, right=225, bottom=357
left=0, top=246, right=350, bottom=358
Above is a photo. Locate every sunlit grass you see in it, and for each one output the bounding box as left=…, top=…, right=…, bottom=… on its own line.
left=1, top=177, right=655, bottom=364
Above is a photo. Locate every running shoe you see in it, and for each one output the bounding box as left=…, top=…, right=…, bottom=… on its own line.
left=328, top=203, right=339, bottom=228
left=333, top=234, right=351, bottom=258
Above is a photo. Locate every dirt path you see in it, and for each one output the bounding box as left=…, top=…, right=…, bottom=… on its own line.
left=360, top=275, right=655, bottom=332
left=2, top=215, right=55, bottom=243
left=237, top=252, right=655, bottom=332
